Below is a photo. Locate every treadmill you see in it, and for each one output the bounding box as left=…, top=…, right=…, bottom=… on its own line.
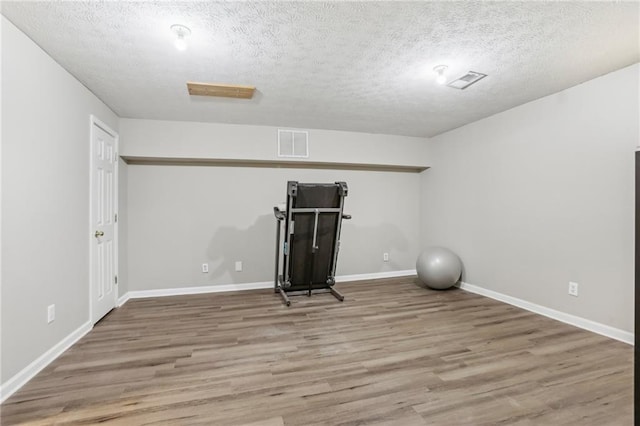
left=273, top=181, right=351, bottom=306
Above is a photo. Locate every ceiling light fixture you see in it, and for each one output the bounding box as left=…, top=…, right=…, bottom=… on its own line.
left=170, top=24, right=191, bottom=51
left=433, top=65, right=448, bottom=85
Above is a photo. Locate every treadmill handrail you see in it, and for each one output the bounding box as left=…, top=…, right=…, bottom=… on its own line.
left=290, top=207, right=342, bottom=214
left=273, top=206, right=286, bottom=221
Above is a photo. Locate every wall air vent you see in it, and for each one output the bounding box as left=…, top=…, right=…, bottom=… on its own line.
left=447, top=71, right=487, bottom=90
left=278, top=130, right=309, bottom=158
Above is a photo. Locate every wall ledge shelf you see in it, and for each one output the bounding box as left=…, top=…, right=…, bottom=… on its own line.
left=120, top=156, right=429, bottom=173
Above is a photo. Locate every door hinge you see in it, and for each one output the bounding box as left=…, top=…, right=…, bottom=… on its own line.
left=115, top=213, right=118, bottom=223
left=115, top=275, right=118, bottom=284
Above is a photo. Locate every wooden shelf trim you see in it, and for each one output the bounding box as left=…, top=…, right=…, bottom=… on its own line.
left=120, top=156, right=429, bottom=173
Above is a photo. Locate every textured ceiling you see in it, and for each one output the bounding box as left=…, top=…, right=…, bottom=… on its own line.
left=2, top=1, right=638, bottom=137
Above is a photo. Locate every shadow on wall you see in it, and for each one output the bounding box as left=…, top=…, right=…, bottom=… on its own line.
left=207, top=214, right=275, bottom=283
left=340, top=221, right=410, bottom=271
left=206, top=216, right=412, bottom=283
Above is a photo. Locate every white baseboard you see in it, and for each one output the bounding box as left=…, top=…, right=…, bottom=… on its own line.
left=457, top=281, right=633, bottom=345
left=0, top=321, right=92, bottom=403
left=336, top=269, right=416, bottom=283
left=125, top=281, right=274, bottom=300
left=118, top=270, right=418, bottom=305
left=117, top=292, right=130, bottom=307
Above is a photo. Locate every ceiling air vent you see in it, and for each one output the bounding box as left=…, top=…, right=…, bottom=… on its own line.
left=447, top=71, right=487, bottom=90
left=278, top=130, right=309, bottom=158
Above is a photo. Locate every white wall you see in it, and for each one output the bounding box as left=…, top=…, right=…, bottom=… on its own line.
left=120, top=118, right=429, bottom=167
left=1, top=16, right=119, bottom=384
left=421, top=63, right=639, bottom=332
left=127, top=166, right=419, bottom=290
left=118, top=158, right=129, bottom=297
left=122, top=120, right=428, bottom=291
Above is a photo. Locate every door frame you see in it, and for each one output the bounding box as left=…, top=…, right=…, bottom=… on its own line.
left=89, top=115, right=119, bottom=323
left=635, top=147, right=639, bottom=425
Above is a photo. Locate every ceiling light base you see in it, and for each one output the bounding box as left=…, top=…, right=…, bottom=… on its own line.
left=170, top=24, right=191, bottom=38
left=433, top=65, right=448, bottom=85
left=170, top=24, right=191, bottom=51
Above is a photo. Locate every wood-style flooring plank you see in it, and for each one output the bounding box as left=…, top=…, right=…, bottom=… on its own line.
left=0, top=277, right=632, bottom=425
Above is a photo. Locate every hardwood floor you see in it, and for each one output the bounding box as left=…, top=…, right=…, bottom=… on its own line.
left=1, top=277, right=632, bottom=425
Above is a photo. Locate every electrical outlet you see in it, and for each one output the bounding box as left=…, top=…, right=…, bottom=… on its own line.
left=383, top=253, right=389, bottom=262
left=47, top=304, right=55, bottom=323
left=235, top=261, right=243, bottom=272
left=568, top=281, right=579, bottom=297
left=202, top=263, right=209, bottom=273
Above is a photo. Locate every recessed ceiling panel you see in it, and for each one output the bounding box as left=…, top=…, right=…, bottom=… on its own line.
left=187, top=82, right=255, bottom=99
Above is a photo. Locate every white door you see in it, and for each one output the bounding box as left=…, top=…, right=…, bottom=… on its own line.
left=90, top=118, right=118, bottom=323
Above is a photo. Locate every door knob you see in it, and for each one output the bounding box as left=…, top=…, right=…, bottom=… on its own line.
left=95, top=230, right=104, bottom=238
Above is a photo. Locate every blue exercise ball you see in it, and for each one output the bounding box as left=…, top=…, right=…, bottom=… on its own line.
left=416, top=247, right=462, bottom=290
